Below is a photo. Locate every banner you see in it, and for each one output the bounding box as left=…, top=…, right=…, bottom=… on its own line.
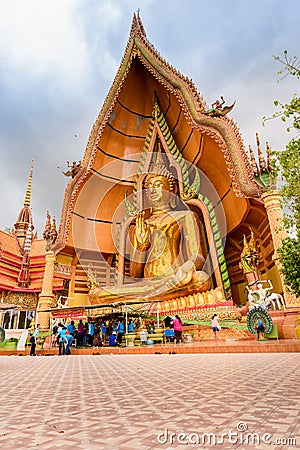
left=51, top=308, right=85, bottom=319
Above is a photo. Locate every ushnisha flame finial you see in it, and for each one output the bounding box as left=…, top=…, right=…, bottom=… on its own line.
left=145, top=146, right=176, bottom=193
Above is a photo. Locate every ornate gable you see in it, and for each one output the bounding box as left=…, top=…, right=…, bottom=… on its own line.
left=55, top=13, right=259, bottom=255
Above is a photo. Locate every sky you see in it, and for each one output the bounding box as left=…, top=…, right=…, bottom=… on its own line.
left=0, top=0, right=299, bottom=236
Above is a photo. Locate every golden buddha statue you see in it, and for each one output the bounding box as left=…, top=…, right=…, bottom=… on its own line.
left=88, top=153, right=210, bottom=304
left=130, top=165, right=208, bottom=285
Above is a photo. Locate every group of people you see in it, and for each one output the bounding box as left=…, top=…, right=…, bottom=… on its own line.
left=53, top=323, right=75, bottom=355
left=108, top=319, right=135, bottom=346
left=50, top=317, right=136, bottom=351
left=28, top=314, right=224, bottom=355
left=52, top=319, right=102, bottom=353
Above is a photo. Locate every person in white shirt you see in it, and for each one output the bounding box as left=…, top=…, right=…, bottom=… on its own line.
left=211, top=314, right=221, bottom=343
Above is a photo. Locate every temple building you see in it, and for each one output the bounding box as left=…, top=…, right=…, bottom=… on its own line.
left=1, top=13, right=299, bottom=336
left=0, top=163, right=66, bottom=331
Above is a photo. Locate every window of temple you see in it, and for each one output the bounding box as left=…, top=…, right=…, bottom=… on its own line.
left=2, top=309, right=36, bottom=330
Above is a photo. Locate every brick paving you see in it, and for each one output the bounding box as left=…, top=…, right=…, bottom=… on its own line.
left=0, top=354, right=299, bottom=450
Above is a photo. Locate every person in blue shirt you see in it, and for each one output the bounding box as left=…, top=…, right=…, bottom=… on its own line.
left=30, top=323, right=40, bottom=356
left=64, top=331, right=74, bottom=355
left=58, top=326, right=68, bottom=355
left=101, top=321, right=108, bottom=343
left=109, top=331, right=117, bottom=346
left=87, top=321, right=95, bottom=346
left=66, top=321, right=76, bottom=336
left=128, top=319, right=135, bottom=333
left=117, top=320, right=125, bottom=345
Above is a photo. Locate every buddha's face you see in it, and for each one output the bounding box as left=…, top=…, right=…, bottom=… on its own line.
left=145, top=175, right=171, bottom=207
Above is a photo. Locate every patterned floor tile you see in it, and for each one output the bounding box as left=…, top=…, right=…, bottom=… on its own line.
left=0, top=354, right=299, bottom=449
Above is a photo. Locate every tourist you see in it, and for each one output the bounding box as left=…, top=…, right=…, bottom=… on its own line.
left=82, top=322, right=89, bottom=346
left=128, top=319, right=135, bottom=333
left=211, top=314, right=221, bottom=343
left=55, top=322, right=64, bottom=345
left=64, top=331, right=74, bottom=355
left=173, top=315, right=183, bottom=344
left=58, top=326, right=68, bottom=355
left=52, top=322, right=59, bottom=346
left=87, top=320, right=95, bottom=346
left=256, top=317, right=265, bottom=340
left=30, top=323, right=40, bottom=356
left=93, top=328, right=103, bottom=347
left=101, top=320, right=108, bottom=343
left=109, top=331, right=117, bottom=346
left=77, top=319, right=84, bottom=347
left=52, top=322, right=58, bottom=335
left=66, top=320, right=76, bottom=336
left=117, top=320, right=125, bottom=345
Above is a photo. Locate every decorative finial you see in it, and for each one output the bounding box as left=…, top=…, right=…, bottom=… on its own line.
left=130, top=10, right=146, bottom=37
left=43, top=211, right=51, bottom=241
left=206, top=98, right=236, bottom=117
left=256, top=133, right=267, bottom=170
left=248, top=145, right=258, bottom=175
left=266, top=141, right=272, bottom=172
left=50, top=216, right=58, bottom=242
left=252, top=136, right=276, bottom=191
left=24, top=160, right=34, bottom=207
left=43, top=211, right=57, bottom=251
left=63, top=160, right=81, bottom=178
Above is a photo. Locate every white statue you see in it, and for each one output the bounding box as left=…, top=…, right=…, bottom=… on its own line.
left=246, top=280, right=285, bottom=311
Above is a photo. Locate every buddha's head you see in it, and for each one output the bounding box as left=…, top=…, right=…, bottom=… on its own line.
left=144, top=153, right=177, bottom=209
left=144, top=174, right=174, bottom=207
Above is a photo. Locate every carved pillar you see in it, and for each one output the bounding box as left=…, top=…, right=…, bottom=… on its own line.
left=261, top=190, right=299, bottom=307
left=37, top=250, right=56, bottom=329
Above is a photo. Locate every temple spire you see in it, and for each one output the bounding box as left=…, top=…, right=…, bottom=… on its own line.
left=14, top=161, right=35, bottom=248
left=24, top=160, right=34, bottom=207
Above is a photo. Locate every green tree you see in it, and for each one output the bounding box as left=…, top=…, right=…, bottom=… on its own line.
left=267, top=51, right=300, bottom=296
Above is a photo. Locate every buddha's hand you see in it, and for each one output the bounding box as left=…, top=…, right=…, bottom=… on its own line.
left=175, top=260, right=195, bottom=286
left=134, top=211, right=150, bottom=248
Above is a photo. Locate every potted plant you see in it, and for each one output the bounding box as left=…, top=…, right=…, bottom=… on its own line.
left=36, top=331, right=51, bottom=350
left=5, top=337, right=18, bottom=350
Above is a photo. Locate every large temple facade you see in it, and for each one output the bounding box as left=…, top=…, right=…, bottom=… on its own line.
left=1, top=14, right=299, bottom=336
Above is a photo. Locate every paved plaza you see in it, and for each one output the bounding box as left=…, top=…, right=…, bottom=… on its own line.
left=0, top=353, right=299, bottom=450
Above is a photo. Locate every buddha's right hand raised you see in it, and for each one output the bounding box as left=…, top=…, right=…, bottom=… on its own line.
left=134, top=211, right=150, bottom=247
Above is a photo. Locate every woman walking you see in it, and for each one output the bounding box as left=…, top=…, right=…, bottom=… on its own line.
left=211, top=314, right=221, bottom=343
left=173, top=315, right=183, bottom=344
